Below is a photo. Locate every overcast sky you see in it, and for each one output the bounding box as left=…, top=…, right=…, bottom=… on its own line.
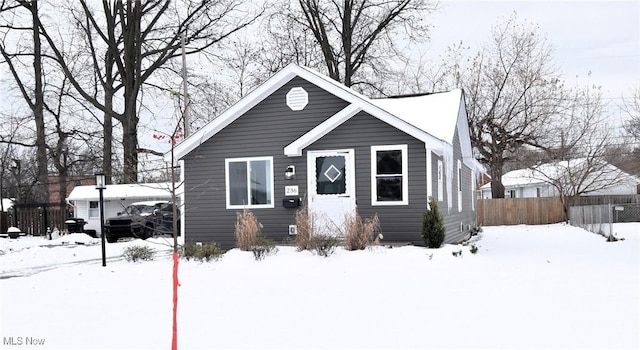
left=425, top=0, right=639, bottom=116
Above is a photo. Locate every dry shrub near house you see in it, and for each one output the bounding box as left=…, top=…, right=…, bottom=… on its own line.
left=293, top=206, right=339, bottom=257
left=235, top=208, right=261, bottom=250
left=252, top=236, right=278, bottom=261
left=294, top=206, right=314, bottom=251
left=344, top=211, right=380, bottom=251
left=182, top=241, right=224, bottom=262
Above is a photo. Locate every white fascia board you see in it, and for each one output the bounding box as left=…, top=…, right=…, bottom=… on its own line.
left=171, top=62, right=447, bottom=162
left=170, top=65, right=302, bottom=162
left=284, top=104, right=361, bottom=156
left=456, top=97, right=475, bottom=169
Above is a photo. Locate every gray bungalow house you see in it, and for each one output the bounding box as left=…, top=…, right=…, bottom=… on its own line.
left=172, top=64, right=477, bottom=249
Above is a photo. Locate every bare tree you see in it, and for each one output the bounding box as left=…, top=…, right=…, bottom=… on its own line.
left=449, top=13, right=565, bottom=198
left=619, top=82, right=640, bottom=176
left=531, top=82, right=630, bottom=216
left=270, top=0, right=438, bottom=93
left=622, top=82, right=640, bottom=142
left=38, top=0, right=262, bottom=183
left=0, top=0, right=48, bottom=202
left=44, top=72, right=101, bottom=207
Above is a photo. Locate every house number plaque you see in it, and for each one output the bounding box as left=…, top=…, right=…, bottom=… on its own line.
left=285, top=186, right=299, bottom=196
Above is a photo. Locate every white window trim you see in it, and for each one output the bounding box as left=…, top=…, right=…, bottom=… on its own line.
left=371, top=144, right=408, bottom=206
left=457, top=159, right=463, bottom=212
left=437, top=160, right=444, bottom=202
left=225, top=156, right=275, bottom=209
left=89, top=201, right=100, bottom=219
left=471, top=169, right=476, bottom=211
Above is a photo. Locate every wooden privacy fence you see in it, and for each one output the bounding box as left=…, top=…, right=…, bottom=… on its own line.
left=9, top=204, right=68, bottom=236
left=1, top=212, right=7, bottom=234
left=477, top=198, right=566, bottom=226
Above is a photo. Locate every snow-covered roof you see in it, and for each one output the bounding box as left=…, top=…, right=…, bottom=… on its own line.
left=480, top=159, right=640, bottom=190
left=67, top=182, right=181, bottom=201
left=172, top=63, right=469, bottom=161
left=479, top=168, right=547, bottom=189
left=371, top=90, right=463, bottom=144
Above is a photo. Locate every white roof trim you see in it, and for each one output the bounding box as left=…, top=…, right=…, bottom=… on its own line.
left=284, top=104, right=361, bottom=156
left=171, top=65, right=302, bottom=161
left=171, top=63, right=447, bottom=161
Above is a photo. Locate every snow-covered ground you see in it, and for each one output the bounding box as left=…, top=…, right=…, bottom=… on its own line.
left=1, top=223, right=638, bottom=349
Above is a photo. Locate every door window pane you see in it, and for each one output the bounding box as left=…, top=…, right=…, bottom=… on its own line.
left=316, top=156, right=346, bottom=195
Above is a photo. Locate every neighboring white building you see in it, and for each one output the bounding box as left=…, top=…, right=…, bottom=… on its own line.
left=67, top=182, right=181, bottom=234
left=479, top=160, right=640, bottom=199
left=1, top=198, right=14, bottom=212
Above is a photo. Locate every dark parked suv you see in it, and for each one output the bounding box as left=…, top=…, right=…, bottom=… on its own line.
left=104, top=201, right=180, bottom=243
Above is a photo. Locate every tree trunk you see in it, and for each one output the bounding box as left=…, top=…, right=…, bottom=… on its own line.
left=341, top=1, right=352, bottom=87
left=31, top=0, right=48, bottom=203
left=120, top=0, right=142, bottom=184
left=103, top=68, right=114, bottom=184
left=490, top=154, right=505, bottom=198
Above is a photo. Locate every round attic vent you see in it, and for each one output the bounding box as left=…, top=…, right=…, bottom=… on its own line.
left=286, top=87, right=308, bottom=111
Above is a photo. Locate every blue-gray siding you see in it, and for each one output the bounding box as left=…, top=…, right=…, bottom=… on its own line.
left=431, top=127, right=476, bottom=244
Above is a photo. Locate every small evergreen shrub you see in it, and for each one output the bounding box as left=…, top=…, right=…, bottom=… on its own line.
left=422, top=197, right=446, bottom=248
left=470, top=244, right=479, bottom=254
left=235, top=208, right=262, bottom=250
left=123, top=245, right=155, bottom=262
left=182, top=242, right=224, bottom=262
left=344, top=211, right=380, bottom=251
left=251, top=236, right=278, bottom=261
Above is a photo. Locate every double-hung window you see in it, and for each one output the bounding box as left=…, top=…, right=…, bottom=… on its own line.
left=371, top=145, right=408, bottom=205
left=89, top=201, right=99, bottom=218
left=225, top=157, right=274, bottom=209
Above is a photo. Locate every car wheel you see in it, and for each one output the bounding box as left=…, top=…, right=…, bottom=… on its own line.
left=106, top=236, right=118, bottom=243
left=142, top=224, right=154, bottom=239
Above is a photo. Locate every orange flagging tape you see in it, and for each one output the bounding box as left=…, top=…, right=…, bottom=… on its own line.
left=172, top=252, right=179, bottom=350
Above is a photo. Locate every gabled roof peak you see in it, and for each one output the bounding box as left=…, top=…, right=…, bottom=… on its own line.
left=376, top=89, right=462, bottom=100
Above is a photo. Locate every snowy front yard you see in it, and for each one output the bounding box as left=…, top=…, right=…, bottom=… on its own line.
left=1, top=223, right=638, bottom=349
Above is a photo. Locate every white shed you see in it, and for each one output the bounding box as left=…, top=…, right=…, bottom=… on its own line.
left=67, top=182, right=181, bottom=234
left=1, top=198, right=14, bottom=212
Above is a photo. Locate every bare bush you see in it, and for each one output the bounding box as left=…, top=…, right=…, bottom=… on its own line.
left=292, top=206, right=340, bottom=257
left=344, top=211, right=380, bottom=251
left=252, top=237, right=278, bottom=261
left=123, top=245, right=155, bottom=262
left=309, top=235, right=340, bottom=257
left=294, top=206, right=314, bottom=251
left=235, top=208, right=261, bottom=250
left=182, top=242, right=224, bottom=262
